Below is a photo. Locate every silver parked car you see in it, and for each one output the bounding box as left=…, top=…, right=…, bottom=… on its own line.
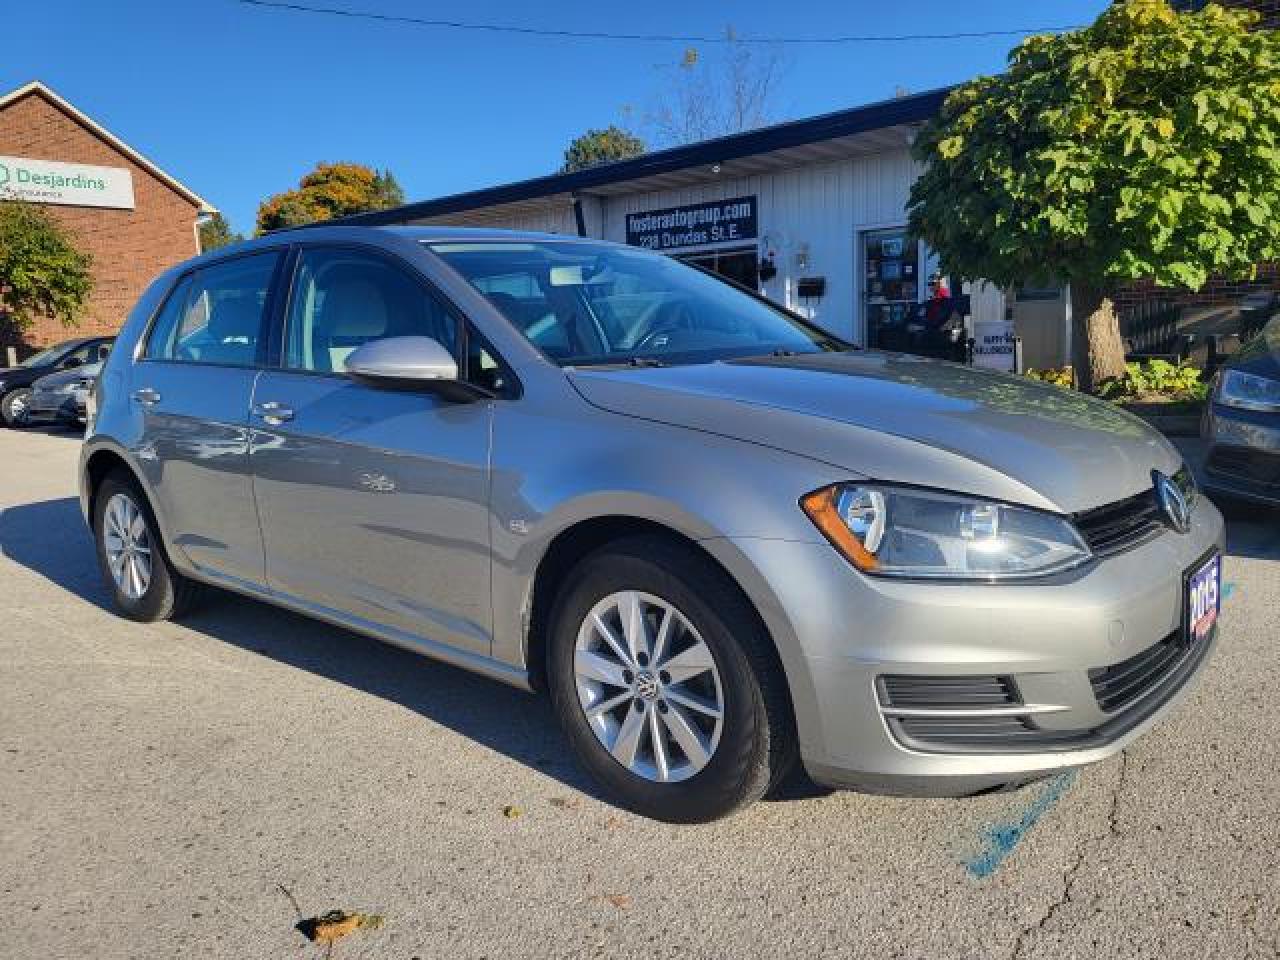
left=81, top=227, right=1225, bottom=822
left=26, top=359, right=105, bottom=427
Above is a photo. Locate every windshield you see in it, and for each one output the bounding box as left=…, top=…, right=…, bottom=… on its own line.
left=428, top=240, right=847, bottom=366
left=19, top=345, right=64, bottom=367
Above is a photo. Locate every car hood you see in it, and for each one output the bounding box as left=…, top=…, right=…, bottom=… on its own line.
left=0, top=365, right=48, bottom=386
left=32, top=362, right=102, bottom=390
left=1225, top=315, right=1280, bottom=381
left=567, top=351, right=1182, bottom=514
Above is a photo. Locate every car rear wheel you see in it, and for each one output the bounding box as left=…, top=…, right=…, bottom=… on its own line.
left=93, top=470, right=200, bottom=622
left=2, top=388, right=32, bottom=427
left=547, top=536, right=796, bottom=823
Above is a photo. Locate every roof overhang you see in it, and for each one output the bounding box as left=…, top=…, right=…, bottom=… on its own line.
left=0, top=81, right=217, bottom=214
left=334, top=87, right=949, bottom=228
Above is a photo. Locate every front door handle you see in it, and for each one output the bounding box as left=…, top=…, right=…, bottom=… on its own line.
left=132, top=387, right=161, bottom=406
left=252, top=401, right=295, bottom=425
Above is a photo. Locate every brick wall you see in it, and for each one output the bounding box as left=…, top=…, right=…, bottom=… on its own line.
left=1114, top=265, right=1280, bottom=312
left=0, top=90, right=201, bottom=351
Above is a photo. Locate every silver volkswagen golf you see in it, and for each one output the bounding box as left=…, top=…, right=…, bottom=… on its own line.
left=81, top=226, right=1224, bottom=822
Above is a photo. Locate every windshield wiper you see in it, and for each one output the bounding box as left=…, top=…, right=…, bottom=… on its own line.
left=570, top=356, right=668, bottom=370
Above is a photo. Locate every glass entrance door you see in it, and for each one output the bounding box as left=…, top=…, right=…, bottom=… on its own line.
left=862, top=227, right=920, bottom=350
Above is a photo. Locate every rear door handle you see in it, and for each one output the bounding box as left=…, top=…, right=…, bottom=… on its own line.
left=132, top=387, right=161, bottom=405
left=252, top=401, right=295, bottom=425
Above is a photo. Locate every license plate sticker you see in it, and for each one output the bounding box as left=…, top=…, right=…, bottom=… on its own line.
left=1186, top=553, right=1221, bottom=644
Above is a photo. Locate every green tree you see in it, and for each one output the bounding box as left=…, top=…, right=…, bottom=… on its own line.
left=561, top=126, right=646, bottom=172
left=0, top=201, right=93, bottom=332
left=197, top=212, right=244, bottom=253
left=256, top=162, right=405, bottom=234
left=908, top=0, right=1280, bottom=392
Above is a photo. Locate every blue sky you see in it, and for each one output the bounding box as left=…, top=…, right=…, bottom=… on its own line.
left=4, top=1, right=1108, bottom=234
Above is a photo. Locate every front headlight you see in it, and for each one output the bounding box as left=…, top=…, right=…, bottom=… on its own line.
left=1216, top=369, right=1280, bottom=412
left=800, top=484, right=1091, bottom=581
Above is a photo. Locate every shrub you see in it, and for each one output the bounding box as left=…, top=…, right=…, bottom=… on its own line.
left=1098, top=359, right=1208, bottom=402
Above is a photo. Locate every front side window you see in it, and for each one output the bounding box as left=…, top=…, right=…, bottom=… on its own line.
left=429, top=240, right=848, bottom=366
left=146, top=253, right=280, bottom=365
left=60, top=342, right=97, bottom=368
left=284, top=247, right=459, bottom=373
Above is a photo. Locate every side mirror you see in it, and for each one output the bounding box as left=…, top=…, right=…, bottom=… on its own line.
left=344, top=336, right=490, bottom=401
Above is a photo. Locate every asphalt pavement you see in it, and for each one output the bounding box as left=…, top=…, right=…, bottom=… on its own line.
left=1, top=426, right=1277, bottom=959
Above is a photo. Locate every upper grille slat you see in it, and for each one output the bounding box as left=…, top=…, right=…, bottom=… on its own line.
left=1074, top=488, right=1165, bottom=555
left=1207, top=446, right=1280, bottom=487
left=880, top=675, right=1018, bottom=709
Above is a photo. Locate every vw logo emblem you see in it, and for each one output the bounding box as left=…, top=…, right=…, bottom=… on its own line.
left=634, top=670, right=660, bottom=701
left=1153, top=470, right=1191, bottom=534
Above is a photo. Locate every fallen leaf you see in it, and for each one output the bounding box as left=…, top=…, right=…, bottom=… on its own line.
left=502, top=805, right=524, bottom=818
left=604, top=816, right=623, bottom=830
left=298, top=910, right=385, bottom=944
left=603, top=894, right=631, bottom=909
left=549, top=797, right=581, bottom=810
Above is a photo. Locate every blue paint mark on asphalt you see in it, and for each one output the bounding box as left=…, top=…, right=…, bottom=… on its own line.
left=963, top=771, right=1078, bottom=879
left=958, top=577, right=1241, bottom=879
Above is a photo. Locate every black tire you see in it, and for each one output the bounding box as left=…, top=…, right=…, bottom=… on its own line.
left=1, top=388, right=32, bottom=427
left=546, top=536, right=796, bottom=823
left=92, top=469, right=201, bottom=622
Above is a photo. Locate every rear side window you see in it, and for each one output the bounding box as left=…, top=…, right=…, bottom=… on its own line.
left=146, top=253, right=280, bottom=365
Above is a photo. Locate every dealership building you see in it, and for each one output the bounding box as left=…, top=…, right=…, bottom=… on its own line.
left=0, top=81, right=213, bottom=351
left=340, top=88, right=1069, bottom=371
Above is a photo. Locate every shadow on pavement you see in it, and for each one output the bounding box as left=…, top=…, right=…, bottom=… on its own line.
left=0, top=495, right=607, bottom=802
left=0, top=495, right=113, bottom=609
left=1211, top=496, right=1280, bottom=563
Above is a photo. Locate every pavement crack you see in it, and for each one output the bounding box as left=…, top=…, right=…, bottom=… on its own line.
left=1011, top=752, right=1129, bottom=960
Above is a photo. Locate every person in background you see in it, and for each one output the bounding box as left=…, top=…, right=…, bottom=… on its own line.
left=923, top=272, right=967, bottom=361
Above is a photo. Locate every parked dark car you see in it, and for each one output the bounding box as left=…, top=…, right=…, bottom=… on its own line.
left=25, top=359, right=104, bottom=428
left=0, top=337, right=114, bottom=426
left=1202, top=313, right=1280, bottom=506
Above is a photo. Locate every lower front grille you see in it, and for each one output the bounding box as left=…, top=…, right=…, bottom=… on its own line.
left=1207, top=445, right=1280, bottom=488
left=882, top=625, right=1214, bottom=755
left=1089, top=630, right=1189, bottom=713
left=891, top=716, right=1097, bottom=748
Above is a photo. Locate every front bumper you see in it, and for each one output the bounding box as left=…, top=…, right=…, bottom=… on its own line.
left=1201, top=402, right=1280, bottom=506
left=724, top=496, right=1226, bottom=796
left=25, top=390, right=88, bottom=426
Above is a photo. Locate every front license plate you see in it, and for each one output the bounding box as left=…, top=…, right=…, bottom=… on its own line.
left=1186, top=552, right=1221, bottom=645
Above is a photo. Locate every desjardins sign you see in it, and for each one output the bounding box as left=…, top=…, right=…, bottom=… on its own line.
left=0, top=155, right=135, bottom=209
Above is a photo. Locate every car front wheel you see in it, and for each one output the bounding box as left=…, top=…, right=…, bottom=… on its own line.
left=1, top=388, right=32, bottom=427
left=547, top=537, right=795, bottom=823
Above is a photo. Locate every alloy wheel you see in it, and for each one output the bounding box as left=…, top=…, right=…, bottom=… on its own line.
left=7, top=392, right=29, bottom=424
left=573, top=590, right=724, bottom=783
left=103, top=493, right=153, bottom=600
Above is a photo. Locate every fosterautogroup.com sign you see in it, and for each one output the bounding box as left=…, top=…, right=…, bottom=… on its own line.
left=0, top=155, right=135, bottom=210
left=625, top=196, right=758, bottom=252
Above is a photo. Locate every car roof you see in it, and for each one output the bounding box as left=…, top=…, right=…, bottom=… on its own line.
left=292, top=224, right=589, bottom=243
left=177, top=224, right=620, bottom=273
left=49, top=335, right=111, bottom=350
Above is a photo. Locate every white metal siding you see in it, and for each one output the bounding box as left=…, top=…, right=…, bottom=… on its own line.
left=420, top=146, right=927, bottom=343
left=594, top=147, right=917, bottom=341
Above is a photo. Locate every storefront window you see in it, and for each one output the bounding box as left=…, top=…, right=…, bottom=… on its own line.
left=674, top=245, right=759, bottom=290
